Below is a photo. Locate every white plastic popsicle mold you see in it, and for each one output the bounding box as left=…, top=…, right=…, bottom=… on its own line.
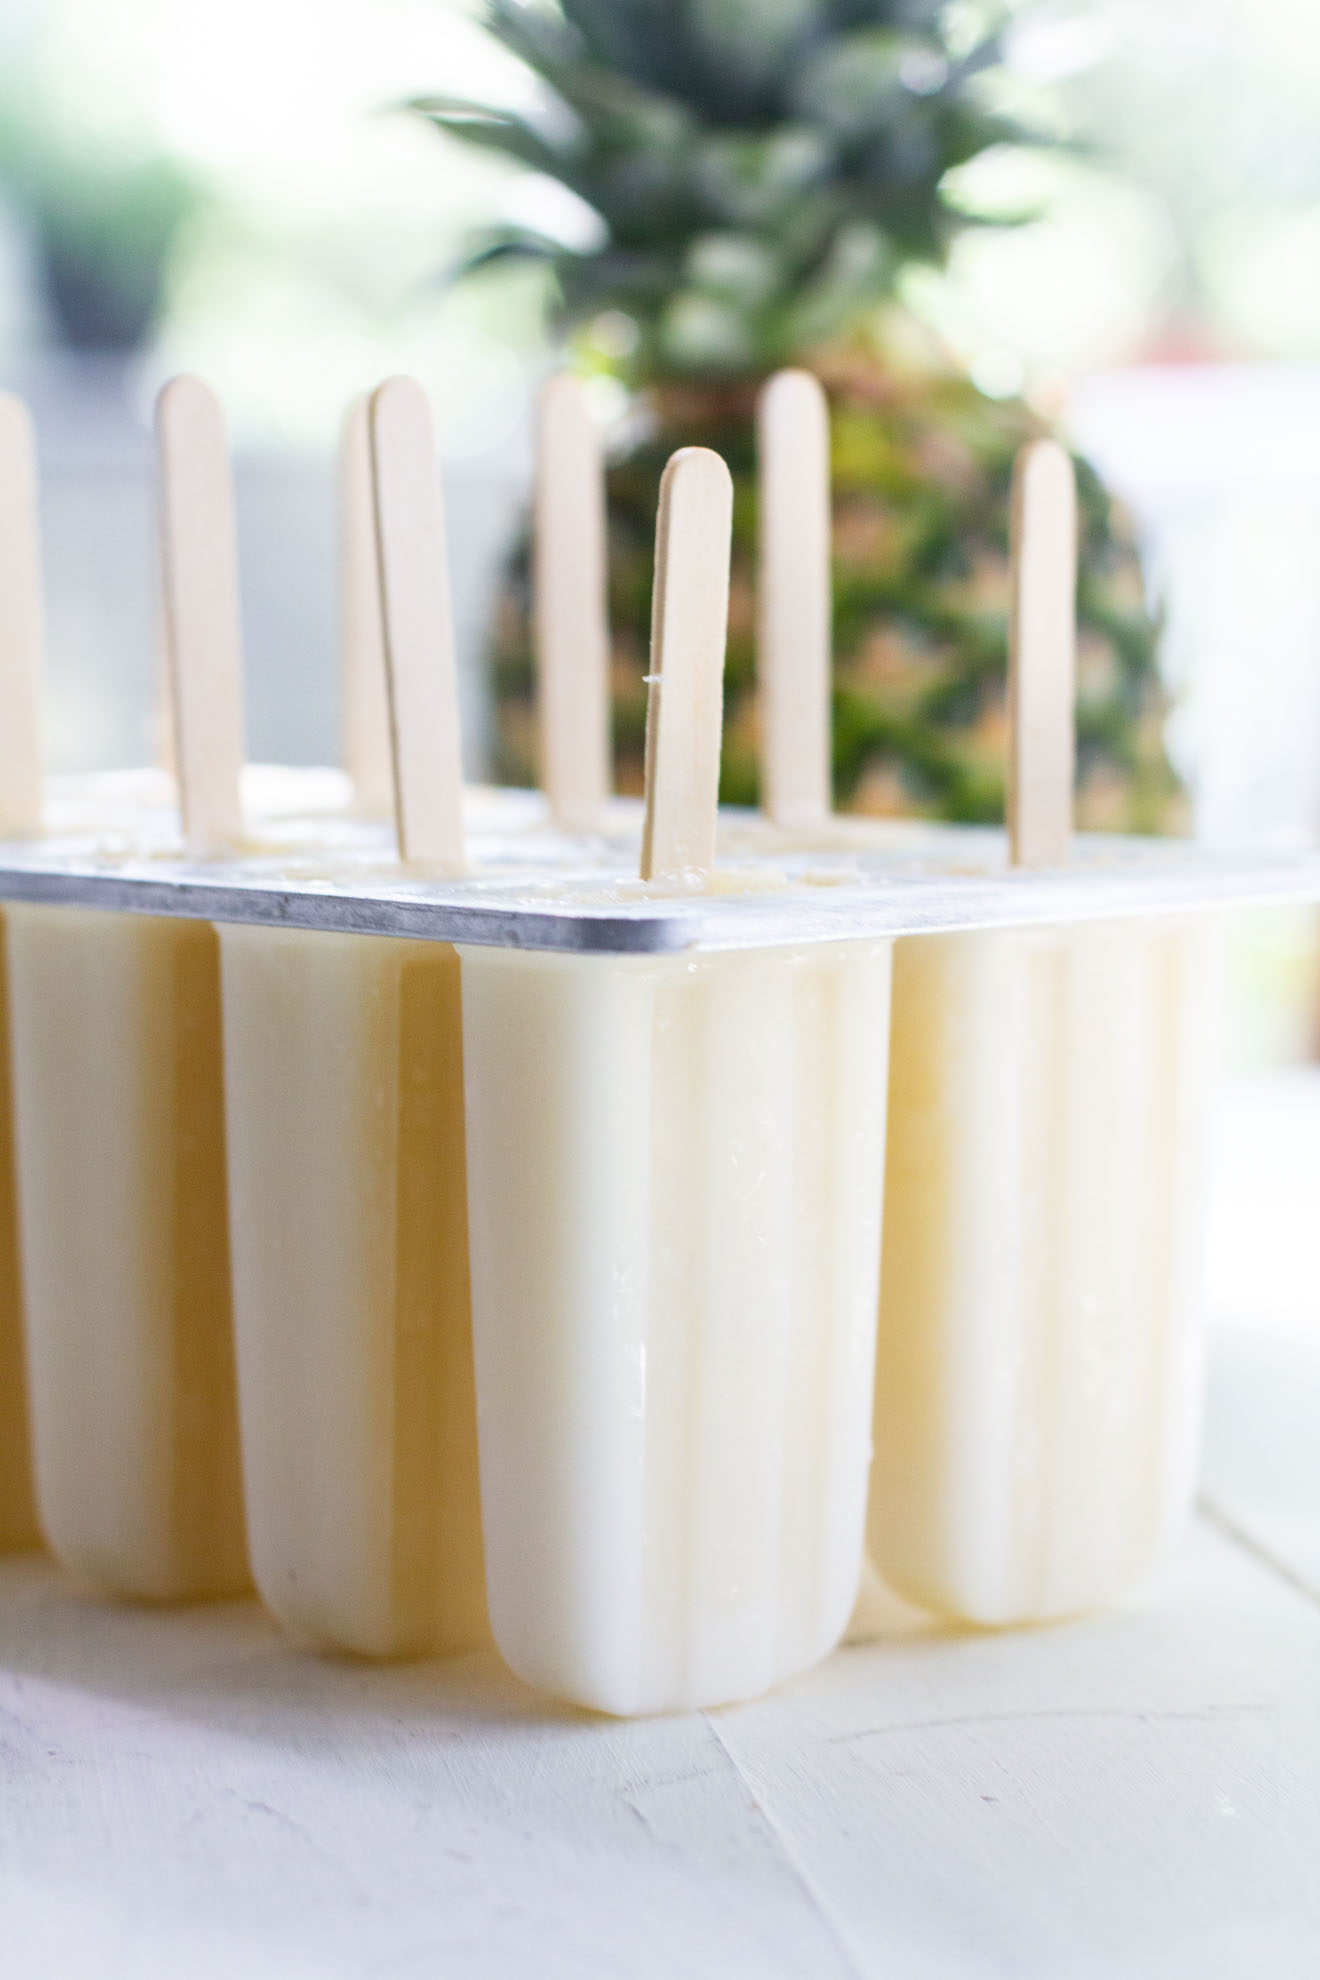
left=7, top=734, right=1291, bottom=971
left=4, top=793, right=1320, bottom=952
left=0, top=366, right=1312, bottom=1714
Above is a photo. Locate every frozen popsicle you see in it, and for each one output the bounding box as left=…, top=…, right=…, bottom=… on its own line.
left=459, top=445, right=893, bottom=1715
left=220, top=374, right=489, bottom=1656
left=866, top=439, right=1224, bottom=1623
left=0, top=393, right=41, bottom=1550
left=746, top=401, right=1224, bottom=1622
left=7, top=375, right=248, bottom=1598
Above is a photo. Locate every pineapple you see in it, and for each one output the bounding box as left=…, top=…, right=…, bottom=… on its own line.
left=421, top=0, right=1181, bottom=828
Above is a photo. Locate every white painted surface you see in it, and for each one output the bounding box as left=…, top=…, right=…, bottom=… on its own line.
left=1199, top=1066, right=1320, bottom=1596
left=0, top=1513, right=1315, bottom=1979
left=1, top=1070, right=1318, bottom=1976
left=1204, top=1331, right=1320, bottom=1602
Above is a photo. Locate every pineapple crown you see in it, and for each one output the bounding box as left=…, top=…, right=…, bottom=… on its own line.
left=415, top=0, right=1043, bottom=382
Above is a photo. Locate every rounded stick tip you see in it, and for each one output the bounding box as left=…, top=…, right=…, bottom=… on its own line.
left=156, top=373, right=224, bottom=439
left=539, top=370, right=590, bottom=420
left=0, top=389, right=34, bottom=445
left=536, top=372, right=598, bottom=467
left=370, top=374, right=433, bottom=450
left=758, top=367, right=827, bottom=422
left=1014, top=435, right=1074, bottom=505
left=659, top=443, right=733, bottom=509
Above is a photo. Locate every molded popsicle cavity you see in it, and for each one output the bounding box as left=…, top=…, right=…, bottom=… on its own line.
left=219, top=923, right=488, bottom=1657
left=0, top=915, right=38, bottom=1550
left=868, top=913, right=1223, bottom=1625
left=8, top=904, right=247, bottom=1597
left=459, top=935, right=892, bottom=1716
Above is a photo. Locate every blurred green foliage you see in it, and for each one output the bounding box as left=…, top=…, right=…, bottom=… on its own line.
left=417, top=0, right=1035, bottom=381
left=0, top=106, right=200, bottom=352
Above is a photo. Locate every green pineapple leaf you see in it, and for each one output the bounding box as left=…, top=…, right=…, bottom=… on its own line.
left=419, top=0, right=1183, bottom=832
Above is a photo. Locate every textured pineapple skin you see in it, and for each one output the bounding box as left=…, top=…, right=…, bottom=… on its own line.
left=488, top=357, right=1179, bottom=837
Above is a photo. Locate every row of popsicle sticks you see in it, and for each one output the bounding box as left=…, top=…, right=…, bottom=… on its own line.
left=0, top=370, right=1078, bottom=883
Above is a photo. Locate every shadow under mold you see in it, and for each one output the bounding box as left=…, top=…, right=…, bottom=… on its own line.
left=0, top=1552, right=588, bottom=1749
left=0, top=1543, right=953, bottom=1752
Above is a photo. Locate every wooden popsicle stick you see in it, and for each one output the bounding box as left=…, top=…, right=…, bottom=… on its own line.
left=1007, top=438, right=1076, bottom=868
left=156, top=376, right=246, bottom=856
left=0, top=394, right=44, bottom=837
left=534, top=373, right=611, bottom=832
left=152, top=550, right=177, bottom=778
left=369, top=376, right=465, bottom=872
left=338, top=394, right=393, bottom=812
left=640, top=447, right=733, bottom=884
left=757, top=368, right=832, bottom=828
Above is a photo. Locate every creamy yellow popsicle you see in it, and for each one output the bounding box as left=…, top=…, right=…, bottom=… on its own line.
left=745, top=396, right=1225, bottom=1627
left=0, top=394, right=42, bottom=1552
left=4, top=375, right=258, bottom=1600
left=868, top=912, right=1222, bottom=1624
left=459, top=935, right=891, bottom=1714
left=456, top=444, right=894, bottom=1714
left=214, top=378, right=490, bottom=1655
left=7, top=905, right=247, bottom=1595
left=0, top=920, right=37, bottom=1551
left=219, top=923, right=487, bottom=1655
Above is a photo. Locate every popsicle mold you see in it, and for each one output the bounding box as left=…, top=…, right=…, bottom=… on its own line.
left=868, top=912, right=1223, bottom=1625
left=459, top=935, right=892, bottom=1715
left=7, top=905, right=247, bottom=1597
left=220, top=923, right=488, bottom=1657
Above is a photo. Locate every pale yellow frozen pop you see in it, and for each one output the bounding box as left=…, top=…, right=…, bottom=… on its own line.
left=459, top=446, right=893, bottom=1714
left=0, top=392, right=40, bottom=1551
left=866, top=440, right=1224, bottom=1623
left=748, top=392, right=1224, bottom=1623
left=7, top=376, right=248, bottom=1598
left=0, top=963, right=35, bottom=1554
left=220, top=374, right=488, bottom=1655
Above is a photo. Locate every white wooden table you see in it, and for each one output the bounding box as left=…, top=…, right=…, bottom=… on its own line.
left=2, top=1076, right=1318, bottom=1979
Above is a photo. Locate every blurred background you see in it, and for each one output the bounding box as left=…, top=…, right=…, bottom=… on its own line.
left=4, top=0, right=1320, bottom=1130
